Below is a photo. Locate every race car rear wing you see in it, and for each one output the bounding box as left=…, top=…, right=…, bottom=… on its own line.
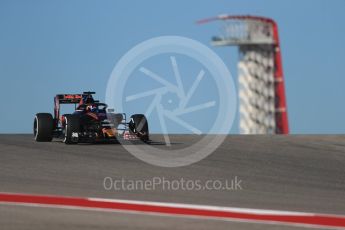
left=55, top=94, right=83, bottom=104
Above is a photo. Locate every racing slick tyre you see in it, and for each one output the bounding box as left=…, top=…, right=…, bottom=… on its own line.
left=63, top=115, right=80, bottom=145
left=129, top=114, right=149, bottom=141
left=34, top=113, right=53, bottom=142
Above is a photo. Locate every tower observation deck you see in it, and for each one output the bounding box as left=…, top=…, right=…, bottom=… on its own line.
left=198, top=15, right=289, bottom=134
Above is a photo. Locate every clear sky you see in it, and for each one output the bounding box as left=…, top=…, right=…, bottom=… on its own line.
left=1, top=0, right=345, bottom=134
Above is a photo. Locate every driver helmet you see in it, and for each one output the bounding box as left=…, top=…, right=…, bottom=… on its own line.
left=87, top=104, right=97, bottom=112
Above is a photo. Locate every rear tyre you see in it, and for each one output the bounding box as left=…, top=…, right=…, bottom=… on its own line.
left=129, top=114, right=149, bottom=141
left=63, top=115, right=80, bottom=144
left=34, top=113, right=53, bottom=142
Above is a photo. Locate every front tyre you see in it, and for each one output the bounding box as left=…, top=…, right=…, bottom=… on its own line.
left=63, top=115, right=80, bottom=144
left=34, top=113, right=53, bottom=142
left=129, top=114, right=149, bottom=141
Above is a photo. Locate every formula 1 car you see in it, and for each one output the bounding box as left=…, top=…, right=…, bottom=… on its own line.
left=33, top=92, right=149, bottom=144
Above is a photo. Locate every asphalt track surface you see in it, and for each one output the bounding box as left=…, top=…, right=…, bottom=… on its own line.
left=1, top=134, right=345, bottom=229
